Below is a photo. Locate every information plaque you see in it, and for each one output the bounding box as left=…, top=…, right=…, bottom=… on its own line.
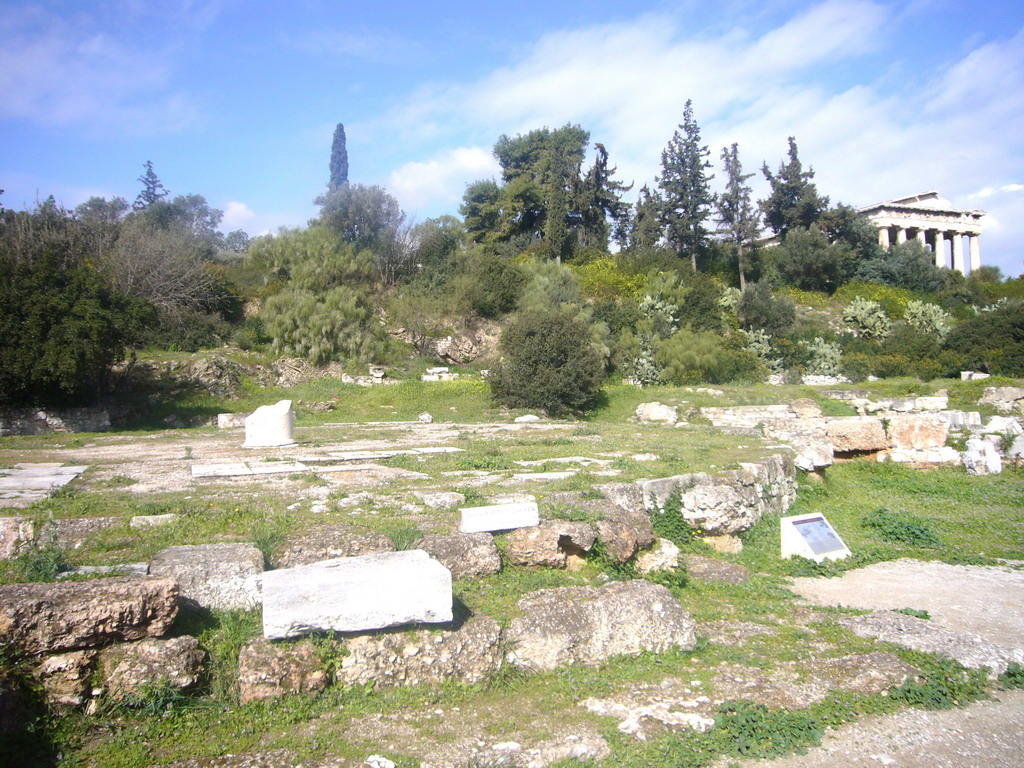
left=780, top=513, right=850, bottom=563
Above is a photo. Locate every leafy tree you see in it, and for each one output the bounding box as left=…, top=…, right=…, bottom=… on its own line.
left=770, top=224, right=852, bottom=293
left=133, top=160, right=169, bottom=211
left=460, top=179, right=503, bottom=245
left=715, top=143, right=761, bottom=289
left=658, top=100, right=714, bottom=270
left=457, top=252, right=526, bottom=318
left=328, top=123, right=349, bottom=191
left=223, top=229, right=252, bottom=254
left=75, top=196, right=130, bottom=226
left=737, top=282, right=795, bottom=335
left=760, top=138, right=828, bottom=237
left=489, top=310, right=605, bottom=415
left=410, top=215, right=465, bottom=277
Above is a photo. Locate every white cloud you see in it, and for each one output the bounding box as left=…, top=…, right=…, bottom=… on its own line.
left=0, top=5, right=200, bottom=134
left=387, top=146, right=499, bottom=215
left=221, top=200, right=257, bottom=230
left=370, top=1, right=1024, bottom=273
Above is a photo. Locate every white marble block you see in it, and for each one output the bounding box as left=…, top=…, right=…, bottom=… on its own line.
left=261, top=550, right=453, bottom=639
left=243, top=400, right=295, bottom=448
left=458, top=502, right=540, bottom=533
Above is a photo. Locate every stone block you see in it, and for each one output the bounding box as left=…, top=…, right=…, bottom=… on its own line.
left=963, top=437, right=1002, bottom=476
left=982, top=416, right=1023, bottom=436
left=914, top=396, right=948, bottom=411
left=416, top=532, right=501, bottom=579
left=338, top=616, right=502, bottom=688
left=36, top=651, right=96, bottom=709
left=635, top=402, right=678, bottom=425
left=505, top=580, right=696, bottom=671
left=238, top=637, right=329, bottom=704
left=979, top=386, right=1024, bottom=413
left=825, top=417, right=888, bottom=453
left=458, top=501, right=539, bottom=533
left=887, top=414, right=948, bottom=450
left=261, top=550, right=453, bottom=639
left=101, top=636, right=204, bottom=701
left=130, top=514, right=179, bottom=529
left=635, top=538, right=681, bottom=575
left=217, top=413, right=247, bottom=429
left=413, top=491, right=465, bottom=510
left=682, top=554, right=750, bottom=584
left=150, top=543, right=264, bottom=611
left=276, top=525, right=393, bottom=569
left=0, top=576, right=178, bottom=655
left=514, top=414, right=541, bottom=423
left=0, top=516, right=34, bottom=559
left=507, top=521, right=597, bottom=568
left=243, top=399, right=295, bottom=448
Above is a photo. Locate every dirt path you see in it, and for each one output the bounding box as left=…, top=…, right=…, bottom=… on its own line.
left=719, top=688, right=1024, bottom=768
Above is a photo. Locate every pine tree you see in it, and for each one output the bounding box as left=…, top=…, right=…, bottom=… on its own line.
left=759, top=137, right=828, bottom=238
left=627, top=184, right=664, bottom=250
left=658, top=100, right=714, bottom=270
left=716, top=143, right=761, bottom=290
left=329, top=123, right=349, bottom=191
left=576, top=143, right=632, bottom=250
left=133, top=161, right=169, bottom=211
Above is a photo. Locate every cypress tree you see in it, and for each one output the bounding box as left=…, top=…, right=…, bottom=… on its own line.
left=329, top=123, right=349, bottom=191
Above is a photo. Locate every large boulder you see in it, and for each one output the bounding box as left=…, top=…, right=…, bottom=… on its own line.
left=416, top=533, right=501, bottom=580
left=505, top=580, right=696, bottom=671
left=979, top=386, right=1024, bottom=414
left=825, top=417, right=888, bottom=453
left=635, top=402, right=678, bottom=425
left=150, top=543, right=263, bottom=611
left=0, top=576, right=178, bottom=655
left=635, top=538, right=681, bottom=575
left=275, top=525, right=394, bottom=569
left=963, top=437, right=1002, bottom=476
left=338, top=617, right=502, bottom=688
left=36, top=650, right=96, bottom=709
left=101, top=637, right=205, bottom=701
left=237, top=637, right=330, bottom=704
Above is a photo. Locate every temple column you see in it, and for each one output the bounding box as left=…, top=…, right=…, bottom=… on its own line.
left=952, top=233, right=965, bottom=274
left=878, top=227, right=890, bottom=249
left=896, top=227, right=908, bottom=245
left=968, top=234, right=981, bottom=272
left=933, top=231, right=946, bottom=268
left=915, top=229, right=926, bottom=246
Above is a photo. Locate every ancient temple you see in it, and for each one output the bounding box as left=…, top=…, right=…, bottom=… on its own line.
left=859, top=192, right=985, bottom=274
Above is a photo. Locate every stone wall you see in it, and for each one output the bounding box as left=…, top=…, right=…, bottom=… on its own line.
left=0, top=407, right=112, bottom=437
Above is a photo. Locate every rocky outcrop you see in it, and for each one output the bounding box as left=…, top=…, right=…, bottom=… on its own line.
left=825, top=417, right=889, bottom=453
left=338, top=617, right=503, bottom=688
left=979, top=386, right=1024, bottom=414
left=101, top=637, right=205, bottom=701
left=275, top=525, right=394, bottom=569
left=0, top=576, right=178, bottom=655
left=0, top=406, right=112, bottom=437
left=0, top=516, right=34, bottom=559
left=963, top=437, right=1002, bottom=476
left=635, top=538, right=681, bottom=575
left=505, top=580, right=696, bottom=671
left=635, top=402, right=679, bottom=425
left=237, top=637, right=330, bottom=704
left=416, top=533, right=502, bottom=580
left=150, top=543, right=263, bottom=611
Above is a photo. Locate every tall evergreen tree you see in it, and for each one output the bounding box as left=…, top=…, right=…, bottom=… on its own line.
left=658, top=100, right=714, bottom=270
left=133, top=161, right=169, bottom=211
left=329, top=123, right=349, bottom=191
left=576, top=143, right=632, bottom=250
left=716, top=143, right=761, bottom=289
left=759, top=137, right=828, bottom=238
left=626, top=184, right=664, bottom=250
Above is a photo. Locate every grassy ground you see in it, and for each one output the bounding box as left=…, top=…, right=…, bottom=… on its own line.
left=2, top=377, right=1022, bottom=767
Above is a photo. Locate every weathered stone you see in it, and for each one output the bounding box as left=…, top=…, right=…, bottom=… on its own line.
left=839, top=611, right=1024, bottom=677
left=915, top=395, right=949, bottom=411
left=825, top=417, right=888, bottom=453
left=102, top=636, right=204, bottom=700
left=937, top=410, right=982, bottom=430
left=131, top=514, right=179, bottom=529
left=276, top=525, right=394, bottom=569
left=150, top=543, right=263, bottom=611
left=885, top=446, right=961, bottom=465
left=416, top=533, right=501, bottom=580
left=701, top=405, right=795, bottom=430
left=700, top=534, right=743, bottom=554
left=682, top=554, right=750, bottom=584
left=595, top=482, right=645, bottom=514
left=237, top=637, right=329, bottom=704
left=36, top=650, right=96, bottom=709
left=59, top=563, right=148, bottom=579
left=506, top=580, right=697, bottom=671
left=635, top=538, right=681, bottom=575
left=217, top=413, right=247, bottom=429
left=458, top=501, right=539, bottom=533
left=0, top=516, right=34, bottom=559
left=635, top=402, right=679, bottom=425
left=417, top=412, right=433, bottom=423
left=514, top=414, right=541, bottom=423
left=788, top=398, right=822, bottom=419
left=262, top=550, right=453, bottom=639
left=595, top=518, right=642, bottom=563
left=243, top=400, right=295, bottom=448
left=507, top=521, right=597, bottom=568
left=338, top=616, right=502, bottom=688
left=963, top=437, right=1002, bottom=476
left=0, top=576, right=178, bottom=655
left=412, top=491, right=465, bottom=510
left=41, top=516, right=121, bottom=550
left=887, top=414, right=948, bottom=450
left=982, top=415, right=1023, bottom=436
left=979, top=386, right=1024, bottom=413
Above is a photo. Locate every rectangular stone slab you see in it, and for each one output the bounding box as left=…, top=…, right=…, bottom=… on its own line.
left=261, top=550, right=453, bottom=639
left=191, top=463, right=253, bottom=478
left=458, top=502, right=540, bottom=533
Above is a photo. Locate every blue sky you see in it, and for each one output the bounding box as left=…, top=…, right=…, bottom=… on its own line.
left=2, top=0, right=1023, bottom=276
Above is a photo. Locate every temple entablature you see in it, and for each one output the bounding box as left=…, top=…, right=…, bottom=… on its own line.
left=859, top=192, right=985, bottom=274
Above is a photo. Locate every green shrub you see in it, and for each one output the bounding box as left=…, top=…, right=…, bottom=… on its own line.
left=904, top=300, right=952, bottom=340
left=489, top=310, right=605, bottom=415
left=462, top=253, right=526, bottom=318
left=801, top=337, right=842, bottom=376
left=572, top=256, right=646, bottom=301
left=655, top=328, right=763, bottom=384
left=737, top=282, right=796, bottom=336
left=834, top=282, right=915, bottom=318
left=777, top=286, right=830, bottom=308
left=842, top=297, right=892, bottom=340
left=942, top=302, right=1024, bottom=376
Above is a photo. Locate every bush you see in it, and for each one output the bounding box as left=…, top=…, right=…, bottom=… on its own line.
left=460, top=253, right=525, bottom=318
left=771, top=224, right=854, bottom=293
left=655, top=329, right=765, bottom=384
left=854, top=240, right=947, bottom=293
left=842, top=297, right=892, bottom=340
left=572, top=256, right=646, bottom=301
left=737, top=282, right=796, bottom=335
left=801, top=336, right=842, bottom=376
left=489, top=311, right=604, bottom=415
left=904, top=300, right=952, bottom=340
left=942, top=302, right=1024, bottom=376
left=833, top=282, right=915, bottom=318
